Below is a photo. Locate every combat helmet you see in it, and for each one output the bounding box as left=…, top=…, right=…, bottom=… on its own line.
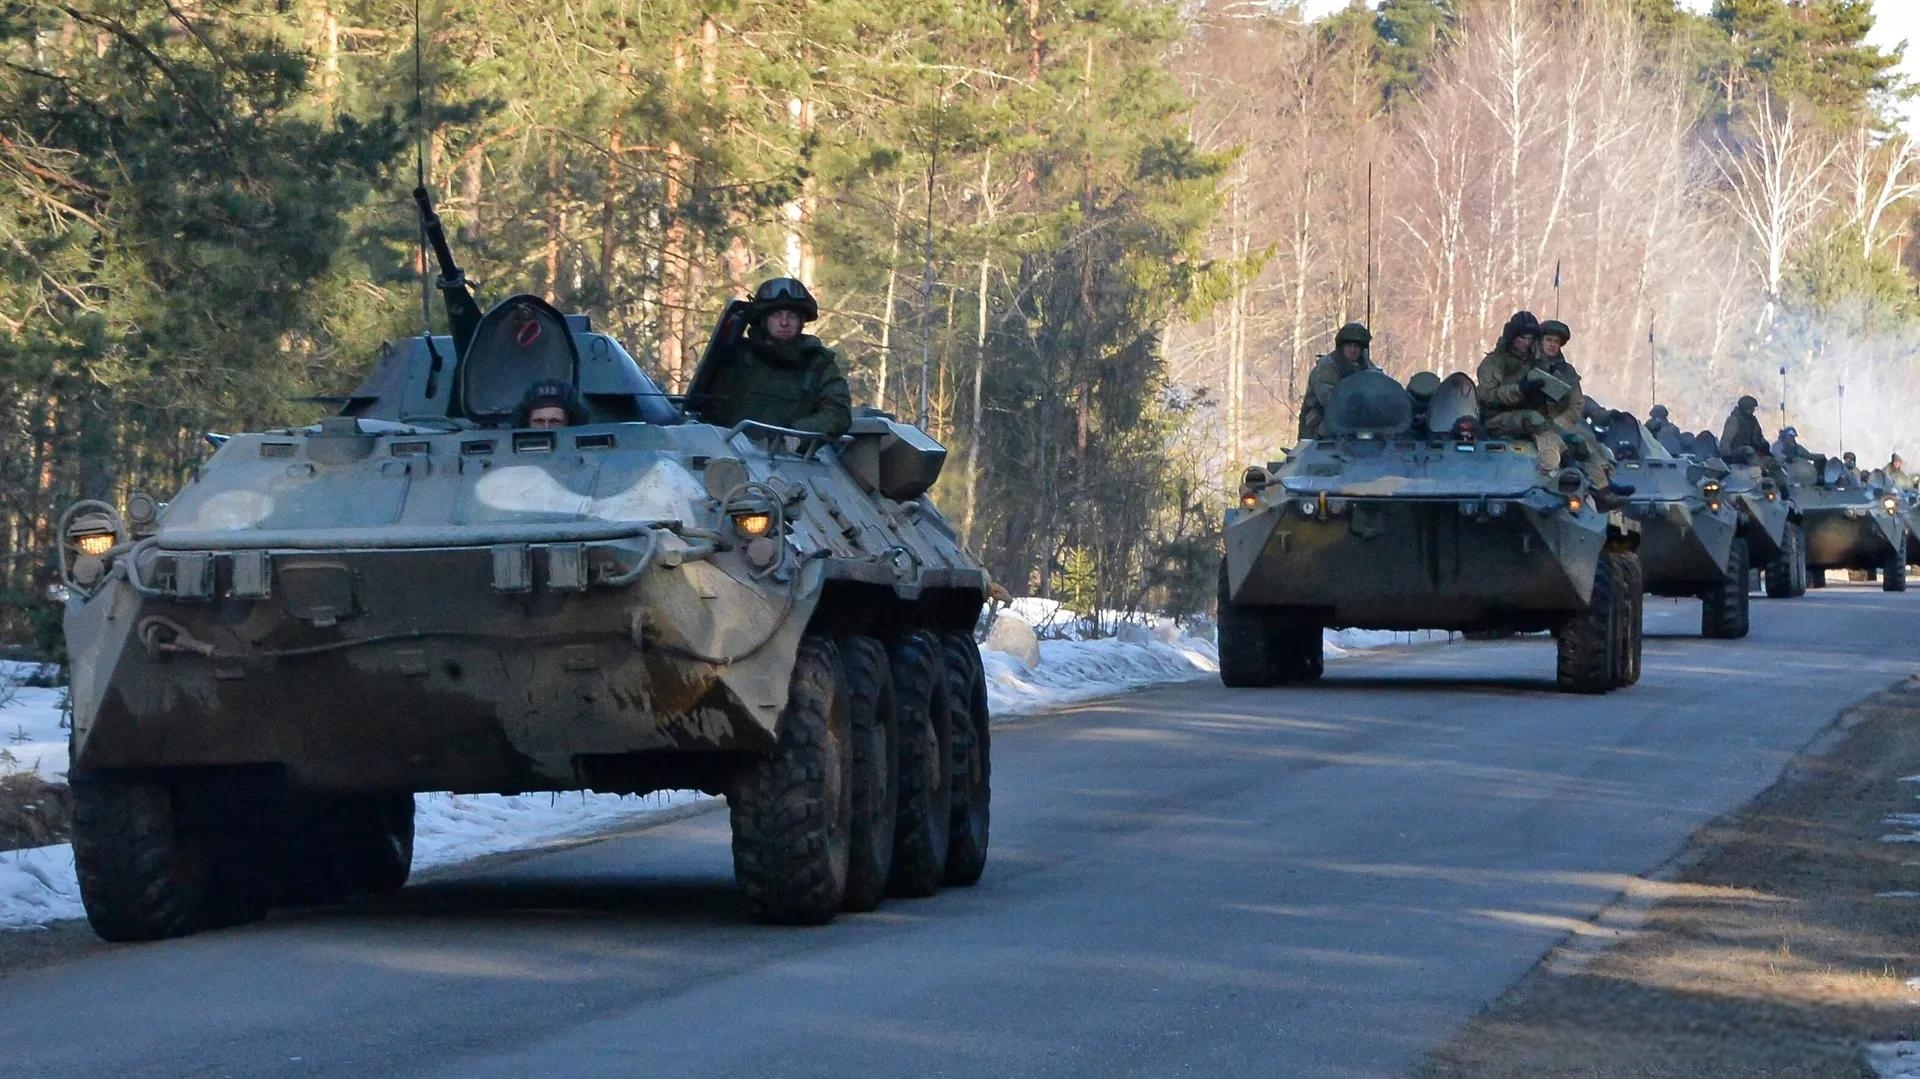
left=1335, top=322, right=1372, bottom=347
left=750, top=277, right=820, bottom=322
left=1649, top=404, right=1669, bottom=421
left=1738, top=394, right=1759, bottom=411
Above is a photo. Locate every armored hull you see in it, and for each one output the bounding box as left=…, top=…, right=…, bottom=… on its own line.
left=68, top=414, right=985, bottom=793
left=1797, top=488, right=1904, bottom=571
left=1220, top=370, right=1640, bottom=694
left=1226, top=490, right=1608, bottom=630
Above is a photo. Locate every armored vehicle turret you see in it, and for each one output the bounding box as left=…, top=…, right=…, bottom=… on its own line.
left=1591, top=413, right=1752, bottom=638
left=57, top=189, right=993, bottom=941
left=1221, top=369, right=1642, bottom=694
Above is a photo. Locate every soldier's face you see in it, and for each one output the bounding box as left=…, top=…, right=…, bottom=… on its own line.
left=1512, top=334, right=1534, bottom=353
left=1542, top=336, right=1564, bottom=358
left=529, top=406, right=568, bottom=430
left=767, top=309, right=804, bottom=341
left=1340, top=342, right=1362, bottom=361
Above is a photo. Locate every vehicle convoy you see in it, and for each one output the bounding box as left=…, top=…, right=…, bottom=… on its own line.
left=1220, top=369, right=1643, bottom=694
left=55, top=189, right=992, bottom=941
left=1784, top=460, right=1908, bottom=592
left=1592, top=415, right=1752, bottom=638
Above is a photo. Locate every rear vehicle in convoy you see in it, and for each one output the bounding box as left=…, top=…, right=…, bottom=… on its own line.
left=1785, top=461, right=1908, bottom=592
left=55, top=190, right=992, bottom=941
left=1221, top=370, right=1642, bottom=694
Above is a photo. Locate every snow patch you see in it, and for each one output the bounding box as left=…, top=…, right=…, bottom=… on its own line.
left=0, top=661, right=68, bottom=782
left=1868, top=1041, right=1920, bottom=1078
left=0, top=790, right=718, bottom=932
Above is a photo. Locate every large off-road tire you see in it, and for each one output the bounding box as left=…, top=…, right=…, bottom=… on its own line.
left=1702, top=538, right=1751, bottom=639
left=839, top=635, right=898, bottom=913
left=1885, top=552, right=1909, bottom=593
left=1558, top=550, right=1621, bottom=694
left=940, top=632, right=991, bottom=887
left=1610, top=551, right=1644, bottom=687
left=274, top=792, right=415, bottom=906
left=1765, top=521, right=1803, bottom=598
left=341, top=793, right=415, bottom=896
left=729, top=633, right=852, bottom=925
left=1808, top=566, right=1827, bottom=589
left=70, top=772, right=209, bottom=942
left=884, top=631, right=952, bottom=899
left=1284, top=614, right=1326, bottom=683
left=1217, top=559, right=1285, bottom=687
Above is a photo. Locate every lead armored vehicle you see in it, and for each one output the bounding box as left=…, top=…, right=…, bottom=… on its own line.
left=57, top=190, right=992, bottom=941
left=1594, top=415, right=1751, bottom=637
left=1786, top=459, right=1907, bottom=591
left=1221, top=370, right=1642, bottom=694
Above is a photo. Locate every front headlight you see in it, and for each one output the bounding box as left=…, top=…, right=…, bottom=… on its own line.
left=73, top=531, right=115, bottom=557
left=1884, top=496, right=1900, bottom=513
left=732, top=510, right=774, bottom=537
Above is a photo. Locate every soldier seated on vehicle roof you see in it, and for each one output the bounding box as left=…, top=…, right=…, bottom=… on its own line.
left=512, top=378, right=589, bottom=429
left=1476, top=313, right=1631, bottom=504
left=1298, top=322, right=1374, bottom=441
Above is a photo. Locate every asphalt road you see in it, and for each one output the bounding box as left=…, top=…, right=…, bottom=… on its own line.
left=4, top=586, right=1918, bottom=1079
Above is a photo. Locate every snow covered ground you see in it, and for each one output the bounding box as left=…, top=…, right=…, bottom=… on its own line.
left=0, top=604, right=1462, bottom=931
left=0, top=661, right=68, bottom=782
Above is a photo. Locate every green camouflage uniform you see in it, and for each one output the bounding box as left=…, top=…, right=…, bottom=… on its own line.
left=1298, top=351, right=1372, bottom=440
left=1478, top=342, right=1608, bottom=483
left=700, top=332, right=852, bottom=436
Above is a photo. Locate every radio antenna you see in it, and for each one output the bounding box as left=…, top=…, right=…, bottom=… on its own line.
left=1365, top=159, right=1375, bottom=333
left=414, top=0, right=432, bottom=338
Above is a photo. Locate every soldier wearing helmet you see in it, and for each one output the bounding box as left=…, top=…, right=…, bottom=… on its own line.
left=1887, top=453, right=1912, bottom=491
left=1644, top=403, right=1673, bottom=440
left=1719, top=394, right=1772, bottom=465
left=697, top=278, right=852, bottom=436
left=1298, top=322, right=1374, bottom=441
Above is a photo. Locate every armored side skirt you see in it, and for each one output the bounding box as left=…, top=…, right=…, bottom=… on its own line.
left=1633, top=503, right=1737, bottom=595
left=1224, top=498, right=1606, bottom=631
left=1803, top=509, right=1903, bottom=570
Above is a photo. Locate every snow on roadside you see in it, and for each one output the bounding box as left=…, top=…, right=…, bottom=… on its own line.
left=1867, top=1041, right=1920, bottom=1079
left=984, top=634, right=1220, bottom=717
left=0, top=661, right=68, bottom=782
left=0, top=790, right=718, bottom=932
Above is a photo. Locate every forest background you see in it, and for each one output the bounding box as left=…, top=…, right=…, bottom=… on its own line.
left=1, top=0, right=1915, bottom=649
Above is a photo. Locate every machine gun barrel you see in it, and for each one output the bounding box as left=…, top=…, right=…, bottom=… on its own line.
left=411, top=186, right=482, bottom=357
left=412, top=186, right=463, bottom=285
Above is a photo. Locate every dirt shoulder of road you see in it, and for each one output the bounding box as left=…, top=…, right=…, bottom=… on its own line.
left=1417, top=674, right=1920, bottom=1079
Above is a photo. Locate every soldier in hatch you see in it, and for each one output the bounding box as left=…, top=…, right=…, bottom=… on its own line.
left=1644, top=404, right=1675, bottom=441
left=512, top=378, right=589, bottom=429
left=1718, top=395, right=1772, bottom=465
left=1477, top=313, right=1628, bottom=499
left=1888, top=453, right=1912, bottom=490
left=1298, top=322, right=1374, bottom=441
left=696, top=278, right=852, bottom=437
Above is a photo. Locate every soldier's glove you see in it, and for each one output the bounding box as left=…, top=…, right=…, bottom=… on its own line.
left=1518, top=410, right=1550, bottom=435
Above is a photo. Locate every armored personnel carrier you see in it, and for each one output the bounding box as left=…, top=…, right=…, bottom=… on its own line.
left=1728, top=462, right=1805, bottom=598
left=1592, top=415, right=1750, bottom=638
left=1785, top=459, right=1907, bottom=591
left=1221, top=370, right=1642, bottom=694
left=56, top=190, right=992, bottom=941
